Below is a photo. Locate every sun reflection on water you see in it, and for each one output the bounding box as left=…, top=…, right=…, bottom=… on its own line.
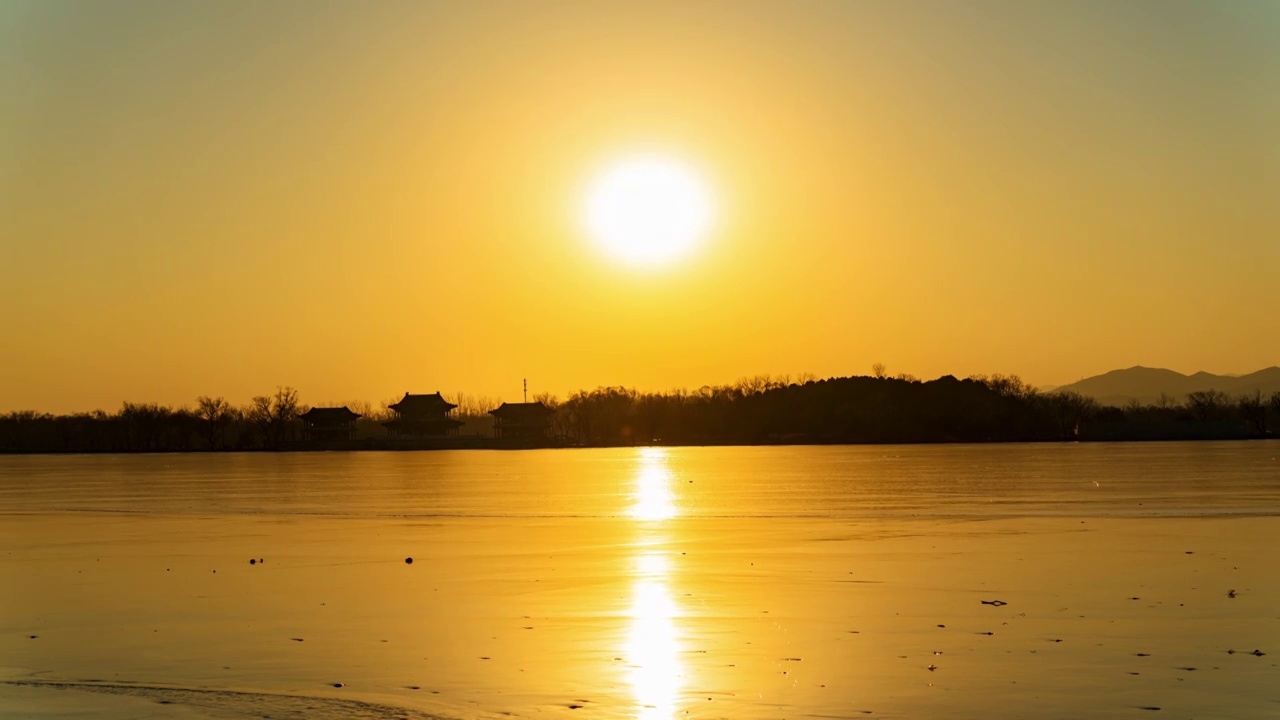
left=625, top=449, right=683, bottom=719
left=627, top=553, right=681, bottom=720
left=629, top=448, right=677, bottom=521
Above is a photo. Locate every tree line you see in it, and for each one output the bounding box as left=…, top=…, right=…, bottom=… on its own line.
left=1, top=372, right=1277, bottom=453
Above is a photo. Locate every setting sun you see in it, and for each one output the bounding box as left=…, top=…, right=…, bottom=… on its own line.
left=583, top=156, right=713, bottom=267
left=4, top=4, right=1279, bottom=720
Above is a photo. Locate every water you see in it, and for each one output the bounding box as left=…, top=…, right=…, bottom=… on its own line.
left=2, top=443, right=1278, bottom=719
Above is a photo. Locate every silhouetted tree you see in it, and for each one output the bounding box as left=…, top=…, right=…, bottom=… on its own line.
left=446, top=392, right=501, bottom=419
left=195, top=396, right=235, bottom=450
left=1238, top=390, right=1268, bottom=437
left=248, top=386, right=299, bottom=450
left=1046, top=391, right=1099, bottom=440
left=4, top=369, right=1271, bottom=454
left=120, top=402, right=169, bottom=451
left=1186, top=390, right=1231, bottom=424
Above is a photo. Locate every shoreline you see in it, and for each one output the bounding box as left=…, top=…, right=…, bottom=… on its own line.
left=0, top=434, right=1275, bottom=456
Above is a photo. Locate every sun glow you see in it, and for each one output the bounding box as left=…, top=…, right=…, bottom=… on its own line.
left=584, top=156, right=713, bottom=267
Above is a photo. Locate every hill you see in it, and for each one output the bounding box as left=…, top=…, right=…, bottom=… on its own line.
left=1053, top=366, right=1280, bottom=406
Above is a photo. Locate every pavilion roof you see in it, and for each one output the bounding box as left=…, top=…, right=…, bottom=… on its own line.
left=300, top=406, right=360, bottom=421
left=489, top=401, right=554, bottom=418
left=389, top=392, right=457, bottom=413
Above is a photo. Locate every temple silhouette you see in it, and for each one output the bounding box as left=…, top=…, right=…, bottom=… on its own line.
left=382, top=392, right=464, bottom=438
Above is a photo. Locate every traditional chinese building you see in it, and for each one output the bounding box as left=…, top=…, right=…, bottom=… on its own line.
left=383, top=392, right=463, bottom=437
left=300, top=406, right=361, bottom=442
left=489, top=402, right=554, bottom=440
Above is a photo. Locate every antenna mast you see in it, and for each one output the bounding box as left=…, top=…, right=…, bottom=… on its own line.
left=523, top=378, right=527, bottom=403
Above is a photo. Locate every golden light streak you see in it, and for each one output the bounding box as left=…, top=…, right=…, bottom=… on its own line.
left=626, top=552, right=681, bottom=720
left=629, top=448, right=677, bottom=521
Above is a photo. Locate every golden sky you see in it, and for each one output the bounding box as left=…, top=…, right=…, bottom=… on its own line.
left=3, top=1, right=1278, bottom=413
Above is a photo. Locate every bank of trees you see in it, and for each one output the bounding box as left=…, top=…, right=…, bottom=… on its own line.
left=1084, top=387, right=1279, bottom=441
left=545, top=374, right=1089, bottom=445
left=0, top=387, right=306, bottom=453
left=1, top=376, right=1276, bottom=453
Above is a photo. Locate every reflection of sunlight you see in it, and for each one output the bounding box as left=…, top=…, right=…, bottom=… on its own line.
left=629, top=449, right=677, bottom=521
left=627, top=552, right=682, bottom=720
left=635, top=552, right=670, bottom=576
left=625, top=449, right=683, bottom=718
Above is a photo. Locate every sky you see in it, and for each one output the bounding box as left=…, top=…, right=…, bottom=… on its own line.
left=3, top=0, right=1278, bottom=413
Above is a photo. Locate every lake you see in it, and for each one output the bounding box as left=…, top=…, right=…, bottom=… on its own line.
left=2, top=442, right=1278, bottom=719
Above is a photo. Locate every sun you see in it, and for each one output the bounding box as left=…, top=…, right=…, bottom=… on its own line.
left=583, top=156, right=714, bottom=267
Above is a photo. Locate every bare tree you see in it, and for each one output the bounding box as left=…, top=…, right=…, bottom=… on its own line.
left=446, top=392, right=501, bottom=419
left=379, top=396, right=402, bottom=422
left=119, top=402, right=175, bottom=451
left=342, top=400, right=375, bottom=418
left=247, top=396, right=272, bottom=447
left=1047, top=391, right=1099, bottom=440
left=734, top=375, right=774, bottom=396
left=1186, top=390, right=1230, bottom=424
left=195, top=396, right=234, bottom=450
left=248, top=386, right=300, bottom=450
left=976, top=374, right=1038, bottom=400
left=1238, top=390, right=1267, bottom=437
left=871, top=363, right=888, bottom=379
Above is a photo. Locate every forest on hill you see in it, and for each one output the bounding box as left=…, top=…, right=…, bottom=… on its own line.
left=1, top=372, right=1276, bottom=454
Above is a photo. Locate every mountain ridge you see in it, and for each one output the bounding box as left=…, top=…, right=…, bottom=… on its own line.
left=1052, top=366, right=1280, bottom=406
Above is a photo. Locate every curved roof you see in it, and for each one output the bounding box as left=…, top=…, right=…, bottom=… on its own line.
left=389, top=392, right=457, bottom=413
left=300, top=406, right=360, bottom=421
left=489, top=401, right=554, bottom=417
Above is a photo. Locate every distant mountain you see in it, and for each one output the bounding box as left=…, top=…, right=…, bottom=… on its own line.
left=1052, top=366, right=1280, bottom=406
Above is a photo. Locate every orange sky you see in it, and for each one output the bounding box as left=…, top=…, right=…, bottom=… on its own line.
left=3, top=1, right=1278, bottom=413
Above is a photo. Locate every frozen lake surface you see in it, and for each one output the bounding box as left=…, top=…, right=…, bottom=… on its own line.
left=2, top=443, right=1278, bottom=719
